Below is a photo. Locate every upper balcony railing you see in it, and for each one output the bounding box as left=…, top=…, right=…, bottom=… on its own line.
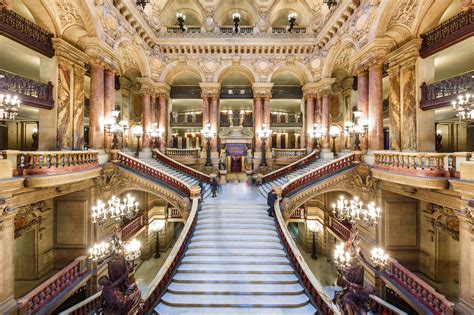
left=166, top=26, right=202, bottom=33
left=272, top=149, right=307, bottom=165
left=154, top=149, right=211, bottom=183
left=272, top=26, right=307, bottom=34
left=262, top=150, right=320, bottom=184
left=219, top=25, right=255, bottom=34
left=0, top=69, right=54, bottom=110
left=170, top=111, right=203, bottom=126
left=420, top=70, right=473, bottom=110
left=420, top=7, right=474, bottom=58
left=0, top=8, right=54, bottom=57
left=270, top=112, right=303, bottom=126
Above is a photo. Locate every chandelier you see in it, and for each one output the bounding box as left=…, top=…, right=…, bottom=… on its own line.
left=333, top=243, right=354, bottom=271
left=124, top=239, right=142, bottom=263
left=257, top=123, right=272, bottom=140
left=136, top=0, right=150, bottom=9
left=105, top=105, right=129, bottom=149
left=332, top=195, right=381, bottom=227
left=452, top=93, right=473, bottom=122
left=88, top=241, right=112, bottom=262
left=0, top=94, right=20, bottom=123
left=370, top=247, right=389, bottom=268
left=91, top=194, right=139, bottom=226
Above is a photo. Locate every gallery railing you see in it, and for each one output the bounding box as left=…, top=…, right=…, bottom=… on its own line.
left=272, top=26, right=307, bottom=33
left=219, top=25, right=255, bottom=34
left=121, top=214, right=144, bottom=241
left=166, top=26, right=202, bottom=33
left=154, top=149, right=211, bottom=183
left=262, top=150, right=319, bottom=184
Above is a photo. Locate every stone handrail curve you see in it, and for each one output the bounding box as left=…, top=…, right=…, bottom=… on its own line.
left=141, top=195, right=199, bottom=312
left=281, top=153, right=356, bottom=198
left=58, top=291, right=102, bottom=315
left=153, top=149, right=211, bottom=183
left=369, top=295, right=407, bottom=315
left=274, top=200, right=341, bottom=315
left=117, top=152, right=192, bottom=197
left=121, top=214, right=144, bottom=241
left=273, top=148, right=307, bottom=158
left=262, top=149, right=319, bottom=183
left=165, top=148, right=200, bottom=158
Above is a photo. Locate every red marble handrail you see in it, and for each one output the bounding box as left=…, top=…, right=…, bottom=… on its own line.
left=117, top=152, right=191, bottom=197
left=387, top=258, right=454, bottom=315
left=121, top=215, right=144, bottom=241
left=17, top=256, right=87, bottom=314
left=328, top=216, right=351, bottom=242
left=262, top=150, right=319, bottom=184
left=281, top=154, right=356, bottom=198
left=15, top=151, right=99, bottom=176
left=153, top=149, right=211, bottom=183
left=289, top=207, right=305, bottom=219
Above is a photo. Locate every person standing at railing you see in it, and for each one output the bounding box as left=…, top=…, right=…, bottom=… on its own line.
left=267, top=188, right=277, bottom=217
left=211, top=177, right=218, bottom=197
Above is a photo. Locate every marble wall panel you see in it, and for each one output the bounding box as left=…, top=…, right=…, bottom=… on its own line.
left=56, top=64, right=72, bottom=149
left=401, top=67, right=417, bottom=151
left=389, top=71, right=401, bottom=150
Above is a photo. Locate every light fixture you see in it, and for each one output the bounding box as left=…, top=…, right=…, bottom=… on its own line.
left=91, top=194, right=139, bottom=226
left=288, top=12, right=297, bottom=32
left=0, top=94, right=20, bottom=124
left=452, top=93, right=473, bottom=122
left=307, top=220, right=323, bottom=260
left=232, top=12, right=241, bottom=34
left=148, top=122, right=164, bottom=149
left=201, top=122, right=216, bottom=167
left=323, top=0, right=338, bottom=9
left=124, top=238, right=142, bottom=267
left=329, top=126, right=340, bottom=157
left=435, top=129, right=443, bottom=152
left=308, top=123, right=326, bottom=150
left=88, top=241, right=111, bottom=262
left=257, top=123, right=272, bottom=167
left=370, top=247, right=389, bottom=269
left=132, top=125, right=144, bottom=157
left=333, top=242, right=353, bottom=271
left=136, top=0, right=150, bottom=9
left=332, top=195, right=381, bottom=227
left=150, top=219, right=166, bottom=259
left=344, top=109, right=368, bottom=151
left=105, top=105, right=129, bottom=150
left=32, top=127, right=38, bottom=150
left=176, top=12, right=186, bottom=32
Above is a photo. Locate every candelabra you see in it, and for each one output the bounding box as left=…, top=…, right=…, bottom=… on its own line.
left=148, top=122, right=164, bottom=149
left=232, top=12, right=241, bottom=33
left=370, top=247, right=389, bottom=269
left=329, top=126, right=340, bottom=157
left=0, top=94, right=20, bottom=124
left=307, top=220, right=323, bottom=260
left=124, top=238, right=142, bottom=268
left=201, top=122, right=216, bottom=167
left=308, top=123, right=326, bottom=150
left=333, top=243, right=354, bottom=271
left=105, top=105, right=129, bottom=150
left=132, top=125, right=143, bottom=157
left=258, top=123, right=272, bottom=167
left=344, top=110, right=368, bottom=151
left=150, top=219, right=166, bottom=259
left=332, top=195, right=381, bottom=227
left=91, top=194, right=139, bottom=226
left=288, top=12, right=297, bottom=32
left=176, top=12, right=186, bottom=32
left=452, top=93, right=473, bottom=122
left=32, top=127, right=38, bottom=150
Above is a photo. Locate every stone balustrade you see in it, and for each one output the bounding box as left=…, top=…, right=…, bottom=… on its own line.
left=273, top=149, right=307, bottom=165
left=289, top=207, right=305, bottom=219
left=386, top=258, right=454, bottom=315
left=262, top=150, right=319, bottom=184
left=165, top=148, right=201, bottom=165
left=272, top=26, right=307, bottom=33
left=154, top=149, right=211, bottom=183
left=166, top=26, right=202, bottom=33
left=219, top=26, right=255, bottom=34
left=10, top=150, right=99, bottom=176
left=369, top=295, right=407, bottom=315
left=59, top=292, right=102, bottom=315
left=168, top=207, right=183, bottom=219
left=17, top=256, right=88, bottom=314
left=121, top=214, right=144, bottom=241
left=328, top=216, right=351, bottom=242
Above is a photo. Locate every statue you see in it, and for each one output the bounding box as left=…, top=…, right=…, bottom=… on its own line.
left=245, top=149, right=253, bottom=172
left=218, top=150, right=227, bottom=171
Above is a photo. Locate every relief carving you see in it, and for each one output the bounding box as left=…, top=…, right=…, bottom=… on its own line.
left=14, top=201, right=48, bottom=238
left=424, top=203, right=460, bottom=240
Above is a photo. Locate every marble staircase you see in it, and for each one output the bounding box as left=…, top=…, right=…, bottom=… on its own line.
left=155, top=200, right=317, bottom=315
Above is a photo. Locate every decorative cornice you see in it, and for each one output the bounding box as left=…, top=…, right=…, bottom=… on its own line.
left=52, top=38, right=87, bottom=68
left=351, top=38, right=396, bottom=74
left=80, top=37, right=120, bottom=72
left=200, top=82, right=221, bottom=97
left=252, top=83, right=273, bottom=98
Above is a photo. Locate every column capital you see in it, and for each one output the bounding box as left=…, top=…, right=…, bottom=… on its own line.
left=199, top=82, right=221, bottom=98
left=302, top=83, right=319, bottom=99
left=351, top=38, right=395, bottom=75
left=154, top=83, right=171, bottom=98
left=119, top=77, right=133, bottom=91
left=388, top=39, right=422, bottom=69
left=135, top=77, right=156, bottom=95
left=53, top=38, right=87, bottom=68
left=252, top=83, right=273, bottom=98
left=81, top=37, right=120, bottom=73
left=315, top=78, right=336, bottom=96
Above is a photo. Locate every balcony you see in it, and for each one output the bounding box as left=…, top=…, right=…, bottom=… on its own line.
left=170, top=112, right=203, bottom=127
left=219, top=26, right=255, bottom=34
left=420, top=7, right=474, bottom=58
left=166, top=26, right=201, bottom=34
left=420, top=71, right=473, bottom=110
left=272, top=26, right=307, bottom=34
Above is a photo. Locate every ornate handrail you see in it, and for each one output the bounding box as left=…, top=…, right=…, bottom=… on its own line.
left=17, top=256, right=88, bottom=314
left=117, top=152, right=191, bottom=197
left=165, top=148, right=200, bottom=159
left=121, top=215, right=144, bottom=241
left=166, top=26, right=202, bottom=33
left=58, top=291, right=102, bottom=315
left=274, top=201, right=341, bottom=314
left=153, top=149, right=211, bottom=183
left=0, top=8, right=54, bottom=57
left=328, top=216, right=351, bottom=242
left=262, top=150, right=319, bottom=184
left=273, top=148, right=307, bottom=158
left=219, top=26, right=255, bottom=34
left=0, top=69, right=54, bottom=109
left=141, top=195, right=199, bottom=311
left=281, top=154, right=356, bottom=198
left=15, top=150, right=99, bottom=176
left=420, top=71, right=473, bottom=110
left=386, top=258, right=454, bottom=315
left=272, top=26, right=307, bottom=33
left=373, top=151, right=454, bottom=177
left=420, top=7, right=474, bottom=58
left=369, top=295, right=407, bottom=315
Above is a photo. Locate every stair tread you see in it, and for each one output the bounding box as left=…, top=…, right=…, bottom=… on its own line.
left=155, top=304, right=317, bottom=315
left=173, top=272, right=299, bottom=283
left=167, top=282, right=304, bottom=294
left=185, top=248, right=286, bottom=256
left=182, top=255, right=289, bottom=264
left=177, top=263, right=294, bottom=273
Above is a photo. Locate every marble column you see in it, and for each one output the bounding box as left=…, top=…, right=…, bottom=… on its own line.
left=357, top=71, right=369, bottom=151
left=210, top=95, right=219, bottom=151
left=263, top=95, right=272, bottom=150
left=104, top=69, right=115, bottom=151
left=457, top=216, right=474, bottom=313
left=142, top=90, right=152, bottom=151
left=0, top=212, right=15, bottom=312
left=254, top=96, right=263, bottom=151
left=158, top=94, right=168, bottom=151
left=315, top=96, right=322, bottom=125
left=56, top=59, right=73, bottom=150
left=401, top=63, right=417, bottom=151
left=89, top=64, right=105, bottom=150
left=368, top=64, right=384, bottom=151
left=305, top=95, right=315, bottom=151
left=72, top=65, right=85, bottom=150
left=119, top=77, right=132, bottom=150
left=388, top=67, right=401, bottom=151
left=202, top=96, right=210, bottom=127
left=321, top=94, right=330, bottom=149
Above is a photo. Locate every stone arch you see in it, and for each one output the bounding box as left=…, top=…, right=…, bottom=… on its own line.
left=116, top=40, right=151, bottom=78
left=214, top=2, right=258, bottom=26
left=267, top=6, right=310, bottom=28
left=161, top=62, right=206, bottom=85
left=269, top=62, right=312, bottom=84
left=216, top=64, right=258, bottom=84
left=322, top=40, right=356, bottom=78
left=21, top=0, right=60, bottom=35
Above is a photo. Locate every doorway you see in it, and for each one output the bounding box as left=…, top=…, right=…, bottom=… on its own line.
left=230, top=156, right=242, bottom=172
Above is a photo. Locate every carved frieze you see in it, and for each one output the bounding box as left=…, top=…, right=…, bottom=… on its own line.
left=14, top=201, right=48, bottom=238
left=424, top=203, right=460, bottom=241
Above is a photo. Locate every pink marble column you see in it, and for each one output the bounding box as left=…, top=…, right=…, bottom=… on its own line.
left=158, top=94, right=168, bottom=151
left=89, top=64, right=105, bottom=150
left=388, top=67, right=401, bottom=151
left=263, top=96, right=271, bottom=149
left=73, top=66, right=85, bottom=150
left=357, top=71, right=369, bottom=151
left=104, top=69, right=115, bottom=151
left=321, top=94, right=330, bottom=149
left=306, top=96, right=315, bottom=150
left=142, top=91, right=152, bottom=150
left=202, top=96, right=210, bottom=125
left=401, top=65, right=417, bottom=151
left=315, top=96, right=322, bottom=125
left=254, top=96, right=263, bottom=151
left=368, top=64, right=384, bottom=151
left=210, top=95, right=219, bottom=151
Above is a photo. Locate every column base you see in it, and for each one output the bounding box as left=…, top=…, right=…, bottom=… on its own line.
left=363, top=151, right=375, bottom=166
left=456, top=299, right=474, bottom=314
left=320, top=149, right=334, bottom=159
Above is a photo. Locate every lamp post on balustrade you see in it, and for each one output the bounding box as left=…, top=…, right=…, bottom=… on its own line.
left=105, top=105, right=129, bottom=150
left=344, top=110, right=368, bottom=151
left=329, top=126, right=340, bottom=157
left=307, top=220, right=323, bottom=260
left=258, top=123, right=272, bottom=167
left=308, top=123, right=326, bottom=151
left=201, top=122, right=216, bottom=167
left=147, top=122, right=164, bottom=150
left=132, top=125, right=143, bottom=158
left=150, top=219, right=166, bottom=259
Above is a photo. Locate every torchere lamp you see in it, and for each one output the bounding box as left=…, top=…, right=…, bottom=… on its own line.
left=288, top=12, right=297, bottom=32
left=308, top=123, right=326, bottom=150
left=124, top=239, right=142, bottom=268
left=307, top=220, right=323, bottom=260
left=201, top=122, right=216, bottom=167
left=329, top=126, right=340, bottom=157
left=257, top=123, right=272, bottom=167
left=150, top=219, right=166, bottom=259
left=105, top=105, right=129, bottom=150
left=132, top=125, right=144, bottom=157
left=344, top=110, right=368, bottom=151
left=176, top=12, right=186, bottom=32
left=232, top=12, right=241, bottom=34
left=147, top=122, right=164, bottom=149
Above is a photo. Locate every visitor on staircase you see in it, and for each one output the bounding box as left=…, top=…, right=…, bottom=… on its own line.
left=211, top=178, right=218, bottom=198
left=267, top=188, right=277, bottom=217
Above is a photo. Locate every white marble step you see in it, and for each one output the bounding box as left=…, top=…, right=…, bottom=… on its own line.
left=197, top=217, right=274, bottom=225
left=172, top=272, right=300, bottom=284
left=155, top=304, right=317, bottom=315
left=188, top=241, right=282, bottom=250
left=160, top=292, right=311, bottom=308
left=201, top=204, right=268, bottom=209
left=199, top=211, right=269, bottom=217
left=196, top=223, right=276, bottom=231
left=182, top=255, right=289, bottom=265
left=177, top=263, right=294, bottom=274
left=193, top=229, right=278, bottom=237
left=167, top=282, right=304, bottom=295
left=191, top=234, right=280, bottom=242
left=185, top=247, right=286, bottom=257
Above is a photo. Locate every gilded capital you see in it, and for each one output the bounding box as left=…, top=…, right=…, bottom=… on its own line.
left=200, top=82, right=221, bottom=98
left=252, top=83, right=273, bottom=98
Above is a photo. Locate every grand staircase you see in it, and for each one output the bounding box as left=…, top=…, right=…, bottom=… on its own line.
left=155, top=192, right=317, bottom=315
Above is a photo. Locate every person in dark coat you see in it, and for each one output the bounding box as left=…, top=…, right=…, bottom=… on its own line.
left=198, top=180, right=204, bottom=201
left=211, top=178, right=218, bottom=197
left=267, top=188, right=277, bottom=217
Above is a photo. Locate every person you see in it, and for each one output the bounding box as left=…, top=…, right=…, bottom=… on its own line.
left=211, top=177, right=218, bottom=197
left=267, top=188, right=277, bottom=217
left=198, top=180, right=204, bottom=201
